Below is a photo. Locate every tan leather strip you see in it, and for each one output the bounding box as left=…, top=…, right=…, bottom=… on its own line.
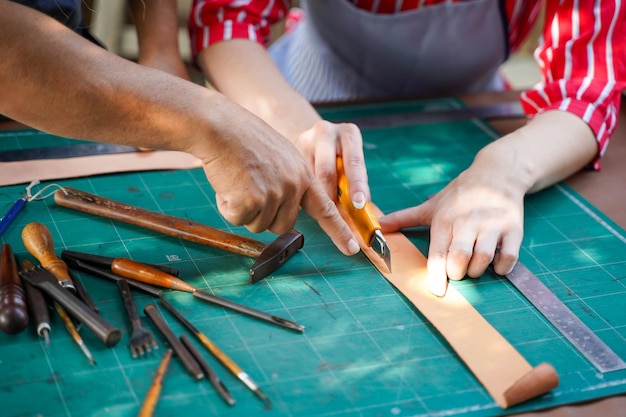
left=341, top=205, right=559, bottom=408
left=0, top=151, right=202, bottom=186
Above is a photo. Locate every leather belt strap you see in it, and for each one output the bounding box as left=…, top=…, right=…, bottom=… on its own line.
left=341, top=205, right=559, bottom=408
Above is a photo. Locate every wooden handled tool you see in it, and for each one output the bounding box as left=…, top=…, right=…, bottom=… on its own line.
left=159, top=297, right=267, bottom=407
left=111, top=258, right=305, bottom=332
left=337, top=157, right=391, bottom=271
left=112, top=258, right=195, bottom=292
left=20, top=266, right=121, bottom=347
left=54, top=187, right=304, bottom=283
left=0, top=244, right=29, bottom=334
left=138, top=348, right=173, bottom=417
left=21, top=222, right=75, bottom=292
left=180, top=334, right=236, bottom=407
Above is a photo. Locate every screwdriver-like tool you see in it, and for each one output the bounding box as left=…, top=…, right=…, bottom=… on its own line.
left=111, top=258, right=305, bottom=333
left=21, top=259, right=51, bottom=346
left=22, top=222, right=76, bottom=292
left=336, top=157, right=391, bottom=272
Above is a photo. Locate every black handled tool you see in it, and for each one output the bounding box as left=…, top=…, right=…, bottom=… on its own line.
left=180, top=334, right=235, bottom=406
left=63, top=256, right=163, bottom=298
left=62, top=250, right=179, bottom=277
left=117, top=279, right=158, bottom=358
left=21, top=259, right=51, bottom=346
left=143, top=304, right=203, bottom=380
left=20, top=266, right=121, bottom=347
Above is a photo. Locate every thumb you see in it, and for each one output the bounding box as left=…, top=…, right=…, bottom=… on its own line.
left=301, top=179, right=360, bottom=256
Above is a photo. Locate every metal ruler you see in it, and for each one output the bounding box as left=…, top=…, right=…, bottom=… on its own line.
left=0, top=102, right=524, bottom=162
left=507, top=262, right=626, bottom=372
left=337, top=101, right=525, bottom=129
left=0, top=143, right=137, bottom=162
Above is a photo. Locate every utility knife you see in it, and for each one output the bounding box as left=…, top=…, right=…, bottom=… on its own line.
left=337, top=157, right=391, bottom=272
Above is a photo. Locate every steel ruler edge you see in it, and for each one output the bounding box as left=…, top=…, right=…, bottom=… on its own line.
left=0, top=143, right=137, bottom=162
left=334, top=101, right=526, bottom=129
left=506, top=262, right=626, bottom=373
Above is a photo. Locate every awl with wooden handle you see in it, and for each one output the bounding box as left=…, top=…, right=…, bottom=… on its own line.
left=21, top=222, right=76, bottom=292
left=111, top=258, right=305, bottom=332
left=336, top=157, right=391, bottom=272
left=54, top=187, right=304, bottom=283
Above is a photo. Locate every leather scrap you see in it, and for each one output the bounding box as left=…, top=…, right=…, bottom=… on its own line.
left=0, top=150, right=202, bottom=186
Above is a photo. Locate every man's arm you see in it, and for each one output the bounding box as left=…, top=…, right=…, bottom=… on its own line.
left=190, top=1, right=371, bottom=209
left=0, top=1, right=360, bottom=255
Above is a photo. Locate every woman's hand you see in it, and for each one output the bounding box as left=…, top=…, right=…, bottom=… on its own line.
left=379, top=110, right=597, bottom=296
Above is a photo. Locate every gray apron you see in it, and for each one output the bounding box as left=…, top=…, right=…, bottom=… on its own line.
left=269, top=0, right=508, bottom=102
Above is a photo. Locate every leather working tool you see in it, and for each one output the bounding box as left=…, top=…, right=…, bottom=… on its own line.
left=333, top=100, right=525, bottom=129
left=180, top=334, right=236, bottom=407
left=111, top=257, right=305, bottom=333
left=159, top=296, right=268, bottom=408
left=0, top=244, right=29, bottom=335
left=19, top=266, right=121, bottom=347
left=52, top=296, right=96, bottom=365
left=0, top=143, right=137, bottom=162
left=22, top=222, right=76, bottom=292
left=61, top=254, right=163, bottom=298
left=506, top=263, right=626, bottom=372
left=62, top=249, right=179, bottom=277
left=22, top=222, right=100, bottom=312
left=54, top=187, right=304, bottom=283
left=116, top=279, right=158, bottom=358
left=336, top=157, right=391, bottom=271
left=143, top=304, right=204, bottom=380
left=138, top=348, right=173, bottom=417
left=20, top=259, right=51, bottom=346
left=0, top=102, right=525, bottom=164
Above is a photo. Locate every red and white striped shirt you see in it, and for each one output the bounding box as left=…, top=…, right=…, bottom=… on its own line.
left=189, top=1, right=626, bottom=168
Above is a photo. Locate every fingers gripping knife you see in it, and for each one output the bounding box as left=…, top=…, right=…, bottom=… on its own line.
left=336, top=157, right=391, bottom=272
left=53, top=187, right=304, bottom=283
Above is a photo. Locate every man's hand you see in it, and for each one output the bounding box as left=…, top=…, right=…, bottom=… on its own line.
left=196, top=100, right=361, bottom=256
left=295, top=120, right=370, bottom=208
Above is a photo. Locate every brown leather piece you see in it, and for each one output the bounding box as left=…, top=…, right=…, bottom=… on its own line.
left=340, top=204, right=559, bottom=408
left=0, top=150, right=202, bottom=186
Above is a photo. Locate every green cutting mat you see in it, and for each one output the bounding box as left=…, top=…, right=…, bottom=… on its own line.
left=1, top=98, right=626, bottom=417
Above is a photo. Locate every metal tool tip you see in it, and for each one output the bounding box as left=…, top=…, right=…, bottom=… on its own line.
left=373, top=231, right=392, bottom=273
left=271, top=316, right=305, bottom=333
left=255, top=390, right=272, bottom=410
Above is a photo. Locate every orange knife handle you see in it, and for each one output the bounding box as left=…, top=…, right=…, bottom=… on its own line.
left=21, top=222, right=75, bottom=291
left=111, top=258, right=196, bottom=293
left=336, top=157, right=380, bottom=246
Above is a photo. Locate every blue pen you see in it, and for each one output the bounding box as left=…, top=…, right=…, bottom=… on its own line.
left=0, top=180, right=39, bottom=237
